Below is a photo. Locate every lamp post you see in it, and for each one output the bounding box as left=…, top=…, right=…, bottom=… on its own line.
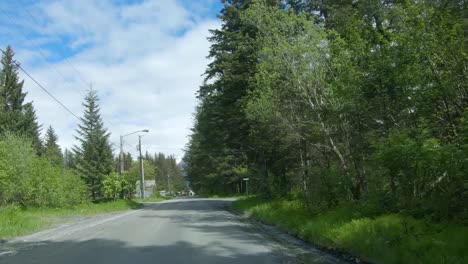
left=119, top=129, right=149, bottom=174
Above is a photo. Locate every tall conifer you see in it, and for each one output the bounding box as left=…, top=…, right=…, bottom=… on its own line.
left=74, top=89, right=113, bottom=200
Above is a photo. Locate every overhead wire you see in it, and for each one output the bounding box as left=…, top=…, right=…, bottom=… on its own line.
left=2, top=3, right=125, bottom=133
left=0, top=48, right=81, bottom=120
left=0, top=7, right=85, bottom=99
left=1, top=4, right=191, bottom=159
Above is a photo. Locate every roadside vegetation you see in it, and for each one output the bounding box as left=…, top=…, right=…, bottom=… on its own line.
left=0, top=46, right=186, bottom=240
left=133, top=192, right=173, bottom=203
left=234, top=197, right=468, bottom=264
left=184, top=1, right=467, bottom=263
left=0, top=200, right=142, bottom=240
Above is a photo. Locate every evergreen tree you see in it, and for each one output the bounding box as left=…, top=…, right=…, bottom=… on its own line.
left=21, top=102, right=42, bottom=154
left=113, top=152, right=134, bottom=172
left=43, top=125, right=63, bottom=167
left=124, top=153, right=133, bottom=171
left=184, top=0, right=279, bottom=195
left=64, top=148, right=76, bottom=169
left=0, top=45, right=42, bottom=153
left=185, top=0, right=466, bottom=219
left=74, top=89, right=114, bottom=200
left=0, top=45, right=26, bottom=131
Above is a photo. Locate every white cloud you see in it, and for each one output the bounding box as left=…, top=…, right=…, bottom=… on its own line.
left=11, top=0, right=221, bottom=161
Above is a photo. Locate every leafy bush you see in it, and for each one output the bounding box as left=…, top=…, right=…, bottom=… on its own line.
left=0, top=133, right=88, bottom=207
left=0, top=133, right=36, bottom=204
left=234, top=197, right=468, bottom=264
left=103, top=172, right=130, bottom=200
left=372, top=131, right=467, bottom=220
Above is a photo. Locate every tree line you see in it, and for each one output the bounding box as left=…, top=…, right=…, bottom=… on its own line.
left=184, top=0, right=467, bottom=220
left=0, top=46, right=186, bottom=206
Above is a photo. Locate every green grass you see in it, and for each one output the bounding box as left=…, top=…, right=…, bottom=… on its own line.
left=233, top=197, right=468, bottom=264
left=0, top=200, right=142, bottom=240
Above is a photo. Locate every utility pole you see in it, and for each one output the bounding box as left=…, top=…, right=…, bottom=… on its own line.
left=138, top=135, right=145, bottom=199
left=119, top=129, right=149, bottom=175
left=119, top=135, right=124, bottom=174
left=167, top=173, right=170, bottom=195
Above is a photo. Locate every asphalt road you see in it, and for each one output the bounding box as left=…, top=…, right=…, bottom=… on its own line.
left=0, top=198, right=301, bottom=264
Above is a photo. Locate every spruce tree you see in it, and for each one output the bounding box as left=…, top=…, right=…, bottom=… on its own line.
left=0, top=46, right=26, bottom=128
left=43, top=125, right=63, bottom=167
left=124, top=153, right=133, bottom=171
left=21, top=102, right=43, bottom=154
left=0, top=46, right=42, bottom=153
left=74, top=89, right=113, bottom=200
left=64, top=148, right=76, bottom=169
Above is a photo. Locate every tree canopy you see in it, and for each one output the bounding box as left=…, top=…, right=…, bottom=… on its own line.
left=184, top=0, right=467, bottom=220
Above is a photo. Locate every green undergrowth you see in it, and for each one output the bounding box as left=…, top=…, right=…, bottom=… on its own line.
left=233, top=197, right=468, bottom=264
left=0, top=199, right=142, bottom=240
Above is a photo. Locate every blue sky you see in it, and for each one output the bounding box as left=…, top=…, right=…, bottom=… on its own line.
left=0, top=0, right=223, bottom=160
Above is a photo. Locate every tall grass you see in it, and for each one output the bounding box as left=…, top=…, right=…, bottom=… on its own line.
left=0, top=200, right=142, bottom=240
left=233, top=197, right=468, bottom=264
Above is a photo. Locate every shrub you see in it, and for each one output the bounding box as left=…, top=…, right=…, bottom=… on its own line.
left=0, top=133, right=88, bottom=207
left=103, top=172, right=130, bottom=200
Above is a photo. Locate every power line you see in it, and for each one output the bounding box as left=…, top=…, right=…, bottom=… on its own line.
left=0, top=6, right=86, bottom=99
left=1, top=3, right=132, bottom=136
left=0, top=48, right=81, bottom=120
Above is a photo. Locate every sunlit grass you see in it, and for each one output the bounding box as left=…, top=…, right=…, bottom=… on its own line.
left=0, top=200, right=142, bottom=240
left=233, top=197, right=468, bottom=264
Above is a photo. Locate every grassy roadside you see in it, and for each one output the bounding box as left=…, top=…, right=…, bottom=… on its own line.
left=0, top=200, right=142, bottom=240
left=233, top=197, right=468, bottom=264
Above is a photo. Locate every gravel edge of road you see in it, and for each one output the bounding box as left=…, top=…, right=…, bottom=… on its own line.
left=0, top=208, right=144, bottom=257
left=227, top=206, right=374, bottom=264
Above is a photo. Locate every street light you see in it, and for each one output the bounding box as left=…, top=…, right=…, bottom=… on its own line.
left=119, top=129, right=149, bottom=174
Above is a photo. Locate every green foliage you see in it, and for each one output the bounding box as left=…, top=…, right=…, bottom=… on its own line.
left=43, top=125, right=64, bottom=167
left=0, top=133, right=87, bottom=207
left=0, top=200, right=142, bottom=240
left=183, top=0, right=264, bottom=196
left=142, top=153, right=188, bottom=192
left=0, top=46, right=42, bottom=154
left=74, top=89, right=114, bottom=201
left=185, top=0, right=467, bottom=222
left=184, top=2, right=467, bottom=262
left=63, top=148, right=76, bottom=169
left=234, top=197, right=468, bottom=264
left=126, top=160, right=156, bottom=188
left=103, top=172, right=129, bottom=200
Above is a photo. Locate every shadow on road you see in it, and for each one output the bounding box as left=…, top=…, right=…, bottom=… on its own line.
left=141, top=198, right=234, bottom=211
left=1, top=239, right=277, bottom=264
left=0, top=198, right=286, bottom=264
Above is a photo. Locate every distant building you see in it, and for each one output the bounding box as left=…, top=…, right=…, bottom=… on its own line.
left=135, top=180, right=156, bottom=198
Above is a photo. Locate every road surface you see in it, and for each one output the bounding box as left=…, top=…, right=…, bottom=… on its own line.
left=0, top=198, right=338, bottom=264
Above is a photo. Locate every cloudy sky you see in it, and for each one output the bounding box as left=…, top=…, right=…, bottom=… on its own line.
left=0, top=0, right=222, bottom=160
